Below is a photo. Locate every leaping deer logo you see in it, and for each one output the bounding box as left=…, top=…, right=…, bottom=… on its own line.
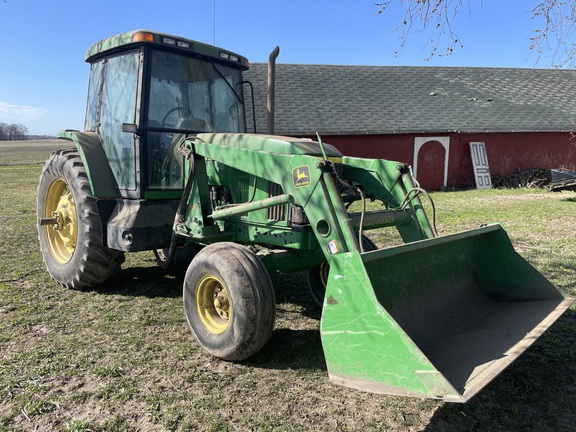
left=293, top=166, right=311, bottom=187
left=296, top=168, right=308, bottom=182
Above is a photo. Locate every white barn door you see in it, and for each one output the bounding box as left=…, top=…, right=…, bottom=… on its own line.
left=469, top=142, right=492, bottom=189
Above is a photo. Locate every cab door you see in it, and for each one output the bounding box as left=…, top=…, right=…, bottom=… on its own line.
left=98, top=50, right=141, bottom=194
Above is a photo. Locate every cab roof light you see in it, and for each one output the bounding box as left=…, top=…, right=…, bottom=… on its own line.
left=162, top=37, right=176, bottom=45
left=177, top=40, right=190, bottom=48
left=219, top=51, right=242, bottom=63
left=133, top=32, right=155, bottom=43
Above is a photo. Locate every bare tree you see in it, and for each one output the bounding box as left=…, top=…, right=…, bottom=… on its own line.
left=376, top=0, right=467, bottom=60
left=529, top=1, right=576, bottom=67
left=376, top=0, right=576, bottom=67
left=0, top=123, right=7, bottom=141
left=7, top=124, right=19, bottom=140
left=2, top=123, right=29, bottom=140
left=15, top=124, right=29, bottom=140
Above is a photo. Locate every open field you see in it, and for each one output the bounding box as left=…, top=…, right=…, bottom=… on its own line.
left=0, top=142, right=575, bottom=431
left=0, top=140, right=69, bottom=166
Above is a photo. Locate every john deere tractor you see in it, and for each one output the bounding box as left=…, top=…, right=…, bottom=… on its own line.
left=38, top=30, right=572, bottom=402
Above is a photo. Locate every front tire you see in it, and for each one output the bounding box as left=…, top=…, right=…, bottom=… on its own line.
left=183, top=243, right=276, bottom=361
left=37, top=150, right=125, bottom=289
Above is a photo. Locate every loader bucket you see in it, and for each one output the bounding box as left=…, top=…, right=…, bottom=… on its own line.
left=320, top=223, right=573, bottom=402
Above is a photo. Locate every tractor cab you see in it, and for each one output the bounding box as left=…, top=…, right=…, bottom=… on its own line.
left=83, top=30, right=249, bottom=199
left=55, top=30, right=250, bottom=252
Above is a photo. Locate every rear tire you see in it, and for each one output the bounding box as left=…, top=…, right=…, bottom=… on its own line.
left=37, top=150, right=125, bottom=289
left=307, top=234, right=377, bottom=306
left=183, top=242, right=276, bottom=361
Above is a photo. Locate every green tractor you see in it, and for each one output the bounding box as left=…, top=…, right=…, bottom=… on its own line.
left=38, top=30, right=572, bottom=402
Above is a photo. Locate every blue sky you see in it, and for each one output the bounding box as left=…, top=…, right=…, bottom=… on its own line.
left=0, top=1, right=549, bottom=135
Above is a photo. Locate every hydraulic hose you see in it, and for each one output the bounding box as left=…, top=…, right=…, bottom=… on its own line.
left=154, top=144, right=196, bottom=269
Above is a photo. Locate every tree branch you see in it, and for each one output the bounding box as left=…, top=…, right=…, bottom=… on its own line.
left=376, top=0, right=467, bottom=60
left=376, top=0, right=576, bottom=67
left=530, top=0, right=576, bottom=68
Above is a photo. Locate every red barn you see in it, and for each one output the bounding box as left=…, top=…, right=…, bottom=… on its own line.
left=244, top=64, right=576, bottom=189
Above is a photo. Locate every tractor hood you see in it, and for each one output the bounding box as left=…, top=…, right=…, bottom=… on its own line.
left=196, top=133, right=343, bottom=158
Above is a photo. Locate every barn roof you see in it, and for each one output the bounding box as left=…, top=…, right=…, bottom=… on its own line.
left=243, top=63, right=576, bottom=135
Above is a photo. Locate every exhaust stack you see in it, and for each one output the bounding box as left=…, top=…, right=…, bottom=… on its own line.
left=267, top=46, right=280, bottom=135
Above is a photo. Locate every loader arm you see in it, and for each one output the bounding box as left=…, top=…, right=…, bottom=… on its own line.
left=178, top=133, right=431, bottom=264
left=341, top=157, right=435, bottom=241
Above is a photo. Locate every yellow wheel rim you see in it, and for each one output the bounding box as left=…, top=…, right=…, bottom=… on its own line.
left=196, top=276, right=231, bottom=334
left=44, top=178, right=77, bottom=264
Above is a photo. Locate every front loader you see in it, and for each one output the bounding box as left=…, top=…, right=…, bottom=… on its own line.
left=38, top=30, right=572, bottom=403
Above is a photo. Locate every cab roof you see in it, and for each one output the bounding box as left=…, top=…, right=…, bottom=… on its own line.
left=85, top=29, right=249, bottom=70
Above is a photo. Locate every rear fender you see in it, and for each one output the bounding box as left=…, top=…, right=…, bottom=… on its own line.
left=57, top=130, right=118, bottom=198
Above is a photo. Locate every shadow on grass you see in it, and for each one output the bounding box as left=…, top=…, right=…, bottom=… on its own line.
left=269, top=271, right=323, bottom=318
left=96, top=265, right=186, bottom=299
left=245, top=271, right=326, bottom=371
left=93, top=263, right=321, bottom=309
left=88, top=263, right=327, bottom=372
left=424, top=309, right=576, bottom=431
left=79, top=255, right=576, bottom=409
left=247, top=328, right=327, bottom=372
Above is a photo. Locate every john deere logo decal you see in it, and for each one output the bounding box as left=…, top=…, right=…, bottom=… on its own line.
left=293, top=166, right=310, bottom=187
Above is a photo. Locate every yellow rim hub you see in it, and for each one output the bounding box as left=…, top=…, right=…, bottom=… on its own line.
left=196, top=276, right=231, bottom=334
left=44, top=178, right=77, bottom=264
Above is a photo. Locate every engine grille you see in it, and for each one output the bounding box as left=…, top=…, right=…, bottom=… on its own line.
left=266, top=182, right=286, bottom=221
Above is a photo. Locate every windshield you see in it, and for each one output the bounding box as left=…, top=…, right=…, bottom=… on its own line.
left=145, top=49, right=246, bottom=191
left=147, top=49, right=245, bottom=133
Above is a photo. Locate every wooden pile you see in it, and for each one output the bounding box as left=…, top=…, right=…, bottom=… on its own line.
left=491, top=168, right=552, bottom=189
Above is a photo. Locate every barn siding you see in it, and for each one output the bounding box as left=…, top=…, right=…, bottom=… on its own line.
left=307, top=132, right=576, bottom=190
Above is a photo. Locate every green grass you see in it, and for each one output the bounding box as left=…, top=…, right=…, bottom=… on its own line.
left=0, top=145, right=575, bottom=431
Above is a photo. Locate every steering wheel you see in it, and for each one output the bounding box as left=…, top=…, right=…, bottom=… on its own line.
left=161, top=107, right=183, bottom=128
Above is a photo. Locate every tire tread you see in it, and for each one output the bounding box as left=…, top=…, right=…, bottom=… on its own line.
left=37, top=150, right=125, bottom=289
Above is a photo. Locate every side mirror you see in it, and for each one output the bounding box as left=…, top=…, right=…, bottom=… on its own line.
left=122, top=123, right=138, bottom=134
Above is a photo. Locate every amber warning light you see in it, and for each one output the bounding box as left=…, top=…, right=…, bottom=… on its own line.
left=132, top=32, right=155, bottom=43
